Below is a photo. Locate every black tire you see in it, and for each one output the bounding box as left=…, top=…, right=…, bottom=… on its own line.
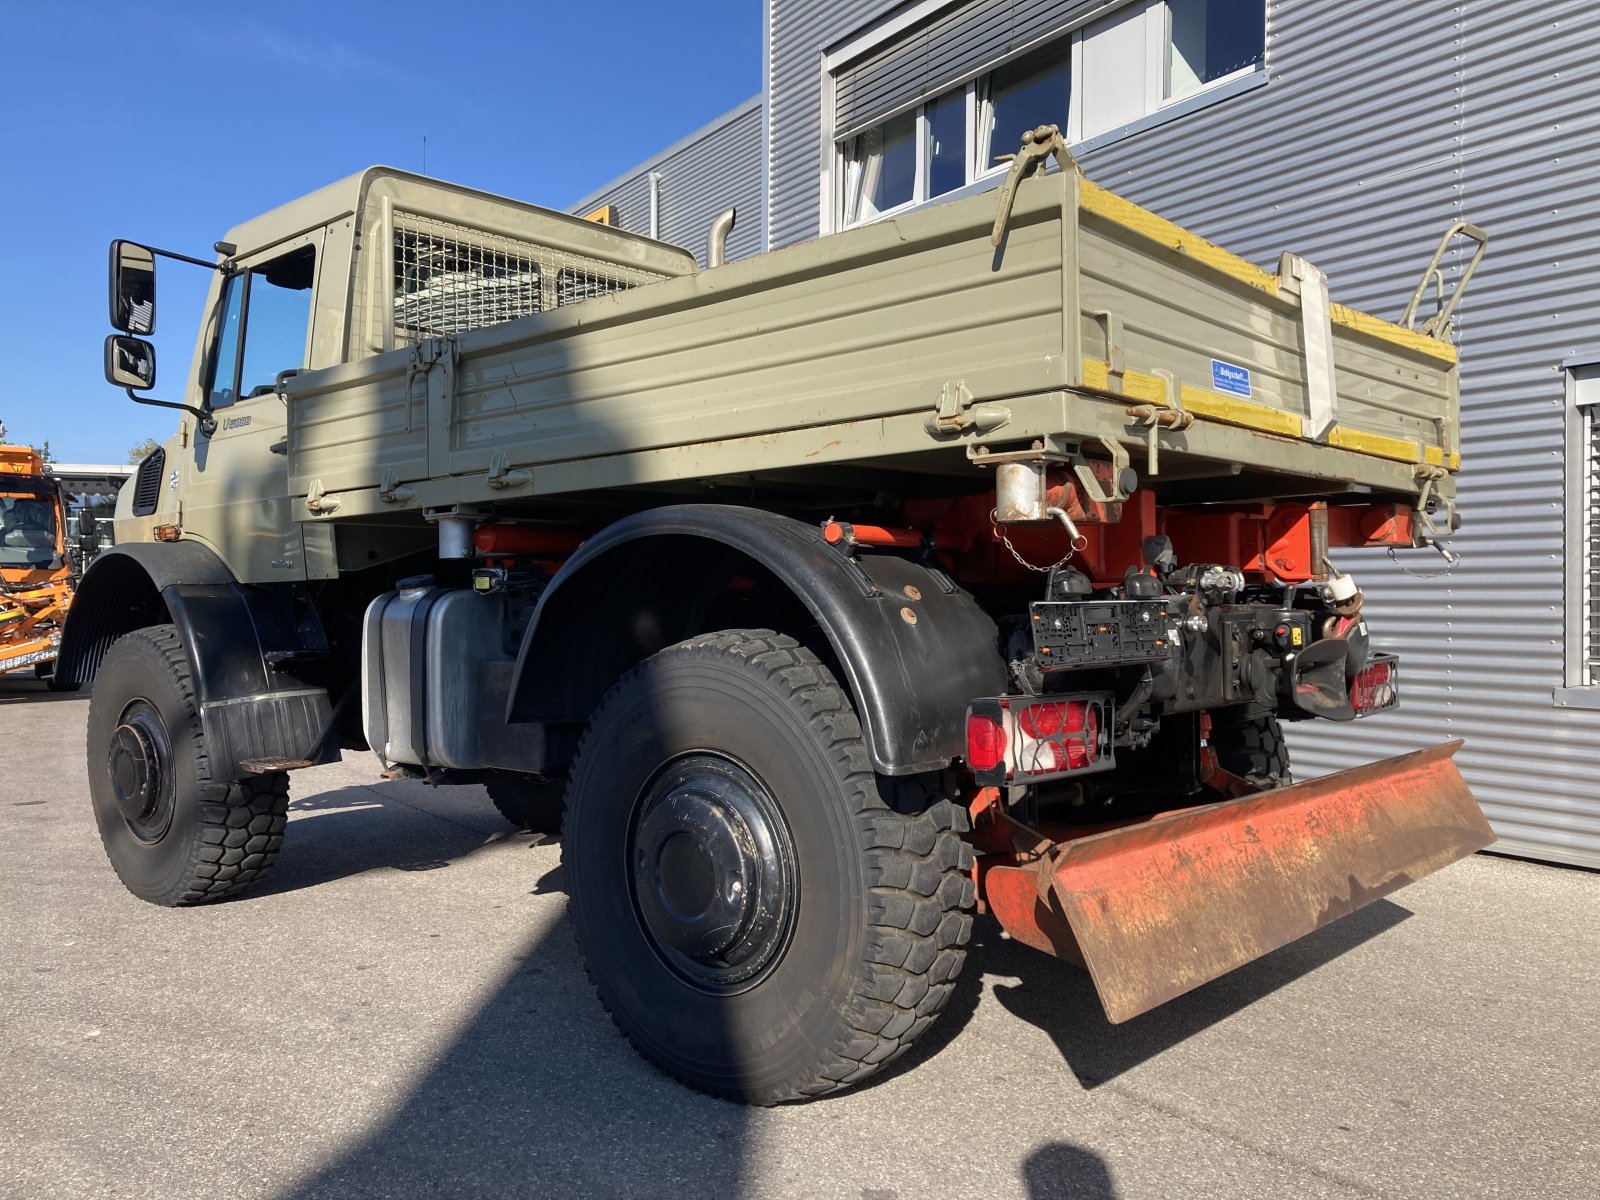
left=86, top=625, right=289, bottom=905
left=486, top=775, right=565, bottom=834
left=563, top=629, right=974, bottom=1105
left=1210, top=708, right=1291, bottom=788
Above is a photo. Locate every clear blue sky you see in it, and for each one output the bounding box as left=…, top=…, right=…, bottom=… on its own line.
left=0, top=0, right=759, bottom=464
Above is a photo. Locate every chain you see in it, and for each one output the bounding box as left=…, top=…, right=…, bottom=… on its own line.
left=1386, top=546, right=1460, bottom=579
left=990, top=509, right=1084, bottom=574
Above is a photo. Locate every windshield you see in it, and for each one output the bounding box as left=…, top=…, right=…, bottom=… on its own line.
left=0, top=492, right=58, bottom=568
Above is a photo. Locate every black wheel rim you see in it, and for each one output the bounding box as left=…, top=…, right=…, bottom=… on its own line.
left=627, top=753, right=798, bottom=994
left=108, top=699, right=176, bottom=844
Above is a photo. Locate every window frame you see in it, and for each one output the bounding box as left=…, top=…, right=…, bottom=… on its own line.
left=1557, top=355, right=1600, bottom=708
left=202, top=269, right=249, bottom=412
left=824, top=0, right=1268, bottom=234
left=836, top=82, right=981, bottom=229
left=201, top=234, right=322, bottom=412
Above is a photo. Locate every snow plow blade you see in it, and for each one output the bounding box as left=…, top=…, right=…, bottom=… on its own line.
left=1047, top=741, right=1493, bottom=1023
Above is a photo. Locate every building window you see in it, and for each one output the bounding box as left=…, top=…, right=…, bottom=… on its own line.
left=1166, top=0, right=1267, bottom=101
left=842, top=110, right=919, bottom=224
left=981, top=45, right=1073, bottom=176
left=1587, top=400, right=1600, bottom=685
left=833, top=0, right=1266, bottom=230
left=1574, top=364, right=1600, bottom=689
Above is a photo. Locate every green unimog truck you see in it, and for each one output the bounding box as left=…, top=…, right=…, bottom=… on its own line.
left=64, top=131, right=1492, bottom=1103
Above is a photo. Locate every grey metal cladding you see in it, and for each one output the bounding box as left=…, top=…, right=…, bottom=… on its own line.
left=1074, top=0, right=1600, bottom=868
left=577, top=173, right=652, bottom=244
left=656, top=103, right=763, bottom=265
left=834, top=0, right=1110, bottom=136
left=571, top=99, right=764, bottom=267
left=762, top=0, right=1600, bottom=864
left=769, top=0, right=900, bottom=249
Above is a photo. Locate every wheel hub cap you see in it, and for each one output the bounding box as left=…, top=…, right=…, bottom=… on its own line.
left=107, top=703, right=173, bottom=842
left=630, top=754, right=797, bottom=991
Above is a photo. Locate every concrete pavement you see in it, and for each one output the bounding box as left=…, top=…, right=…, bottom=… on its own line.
left=2, top=678, right=1596, bottom=1199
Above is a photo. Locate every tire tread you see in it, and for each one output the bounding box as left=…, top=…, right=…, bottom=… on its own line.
left=93, top=625, right=288, bottom=905
left=564, top=628, right=975, bottom=1104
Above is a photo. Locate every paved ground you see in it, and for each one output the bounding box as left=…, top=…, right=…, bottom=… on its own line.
left=2, top=679, right=1597, bottom=1200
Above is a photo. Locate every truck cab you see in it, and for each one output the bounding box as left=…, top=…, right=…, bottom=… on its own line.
left=110, top=168, right=694, bottom=583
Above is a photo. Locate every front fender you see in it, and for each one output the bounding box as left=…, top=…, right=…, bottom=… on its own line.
left=508, top=505, right=1007, bottom=776
left=58, top=541, right=335, bottom=781
left=58, top=542, right=235, bottom=684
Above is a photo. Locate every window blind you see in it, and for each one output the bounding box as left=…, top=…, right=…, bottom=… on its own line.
left=833, top=0, right=1117, bottom=138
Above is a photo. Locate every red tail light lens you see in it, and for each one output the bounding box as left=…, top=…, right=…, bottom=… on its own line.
left=1351, top=655, right=1399, bottom=716
left=1018, top=703, right=1065, bottom=738
left=1059, top=701, right=1100, bottom=769
left=965, top=694, right=1112, bottom=785
left=966, top=712, right=1007, bottom=772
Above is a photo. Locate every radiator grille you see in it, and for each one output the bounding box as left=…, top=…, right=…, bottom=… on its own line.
left=391, top=213, right=667, bottom=346
left=131, top=448, right=164, bottom=517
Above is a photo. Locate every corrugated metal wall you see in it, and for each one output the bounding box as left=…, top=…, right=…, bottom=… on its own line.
left=1073, top=0, right=1600, bottom=869
left=591, top=0, right=1600, bottom=866
left=568, top=97, right=764, bottom=267
left=767, top=0, right=901, bottom=249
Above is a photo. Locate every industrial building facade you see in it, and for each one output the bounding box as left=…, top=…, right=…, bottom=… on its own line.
left=571, top=0, right=1600, bottom=868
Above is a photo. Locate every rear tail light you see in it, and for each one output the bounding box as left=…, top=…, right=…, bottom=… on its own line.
left=1350, top=654, right=1399, bottom=716
left=965, top=712, right=1007, bottom=772
left=965, top=693, right=1114, bottom=786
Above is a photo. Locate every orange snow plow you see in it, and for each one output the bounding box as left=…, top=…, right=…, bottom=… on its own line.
left=976, top=740, right=1493, bottom=1024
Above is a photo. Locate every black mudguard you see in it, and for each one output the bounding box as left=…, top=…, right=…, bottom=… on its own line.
left=508, top=505, right=1007, bottom=776
left=59, top=543, right=336, bottom=781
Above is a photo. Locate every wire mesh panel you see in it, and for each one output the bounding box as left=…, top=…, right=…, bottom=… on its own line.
left=390, top=212, right=668, bottom=346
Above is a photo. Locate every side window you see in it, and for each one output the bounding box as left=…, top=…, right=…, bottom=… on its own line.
left=239, top=246, right=315, bottom=398
left=206, top=273, right=246, bottom=409
left=205, top=245, right=316, bottom=410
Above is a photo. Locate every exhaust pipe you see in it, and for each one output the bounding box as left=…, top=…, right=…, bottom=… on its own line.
left=707, top=207, right=736, bottom=268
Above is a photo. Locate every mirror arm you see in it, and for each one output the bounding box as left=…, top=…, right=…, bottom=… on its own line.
left=150, top=246, right=237, bottom=274
left=125, top=388, right=218, bottom=436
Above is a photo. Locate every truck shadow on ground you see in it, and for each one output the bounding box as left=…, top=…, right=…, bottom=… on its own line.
left=979, top=899, right=1411, bottom=1089
left=0, top=679, right=88, bottom=706
left=248, top=783, right=521, bottom=898
left=273, top=784, right=1402, bottom=1198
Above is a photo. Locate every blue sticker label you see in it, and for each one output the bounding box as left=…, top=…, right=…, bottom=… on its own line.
left=1211, top=359, right=1252, bottom=397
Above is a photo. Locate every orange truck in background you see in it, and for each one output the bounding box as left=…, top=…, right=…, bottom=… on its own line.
left=0, top=445, right=77, bottom=686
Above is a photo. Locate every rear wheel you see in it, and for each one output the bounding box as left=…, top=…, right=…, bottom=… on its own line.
left=86, top=625, right=289, bottom=905
left=1210, top=708, right=1291, bottom=789
left=486, top=775, right=565, bottom=834
left=563, top=629, right=974, bottom=1104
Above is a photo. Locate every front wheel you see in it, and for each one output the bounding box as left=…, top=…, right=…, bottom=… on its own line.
left=1210, top=707, right=1292, bottom=789
left=86, top=625, right=289, bottom=905
left=563, top=629, right=975, bottom=1105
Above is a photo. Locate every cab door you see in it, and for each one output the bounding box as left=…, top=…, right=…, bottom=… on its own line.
left=182, top=230, right=325, bottom=582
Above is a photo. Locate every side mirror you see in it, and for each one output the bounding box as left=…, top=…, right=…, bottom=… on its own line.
left=105, top=335, right=156, bottom=390
left=109, top=240, right=157, bottom=335
left=78, top=514, right=103, bottom=559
